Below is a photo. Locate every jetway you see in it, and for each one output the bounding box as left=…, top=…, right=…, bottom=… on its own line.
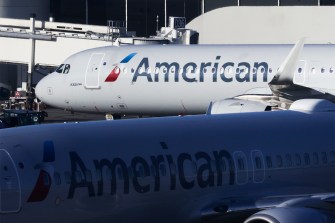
left=0, top=17, right=118, bottom=67
left=0, top=16, right=195, bottom=93
left=0, top=16, right=124, bottom=93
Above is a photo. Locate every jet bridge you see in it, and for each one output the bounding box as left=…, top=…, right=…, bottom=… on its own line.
left=0, top=16, right=126, bottom=92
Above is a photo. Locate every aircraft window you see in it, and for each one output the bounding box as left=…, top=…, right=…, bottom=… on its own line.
left=128, top=167, right=133, bottom=178
left=285, top=154, right=292, bottom=167
left=138, top=166, right=145, bottom=177
left=155, top=67, right=159, bottom=74
left=203, top=68, right=207, bottom=73
left=260, top=67, right=265, bottom=74
left=304, top=153, right=311, bottom=166
left=236, top=68, right=240, bottom=73
left=186, top=67, right=192, bottom=73
left=330, top=151, right=335, bottom=164
left=321, top=68, right=325, bottom=73
left=96, top=170, right=102, bottom=181
left=312, top=152, right=319, bottom=165
left=169, top=163, right=177, bottom=175
left=255, top=157, right=262, bottom=169
left=311, top=68, right=316, bottom=74
left=64, top=172, right=71, bottom=184
left=85, top=170, right=92, bottom=182
left=191, top=162, right=198, bottom=174
left=63, top=64, right=71, bottom=74
left=43, top=173, right=50, bottom=186
left=227, top=67, right=233, bottom=75
left=330, top=68, right=334, bottom=73
left=179, top=68, right=183, bottom=74
left=139, top=67, right=145, bottom=74
left=117, top=167, right=124, bottom=180
left=237, top=158, right=245, bottom=170
left=159, top=164, right=167, bottom=176
left=54, top=172, right=61, bottom=185
left=105, top=168, right=112, bottom=180
left=55, top=64, right=65, bottom=73
left=228, top=158, right=235, bottom=170
left=75, top=171, right=83, bottom=183
left=163, top=68, right=167, bottom=74
left=150, top=165, right=156, bottom=177
left=103, top=62, right=106, bottom=66
left=219, top=67, right=224, bottom=74
left=276, top=155, right=283, bottom=168
left=123, top=67, right=127, bottom=74
left=321, top=152, right=327, bottom=164
left=212, top=67, right=216, bottom=73
left=294, top=154, right=302, bottom=166
left=218, top=159, right=226, bottom=172
left=265, top=156, right=272, bottom=168
left=3, top=165, right=8, bottom=171
left=269, top=68, right=273, bottom=73
left=210, top=160, right=217, bottom=172
left=131, top=68, right=135, bottom=73
left=18, top=162, right=24, bottom=169
left=298, top=68, right=302, bottom=73
left=252, top=67, right=257, bottom=73
left=146, top=67, right=152, bottom=74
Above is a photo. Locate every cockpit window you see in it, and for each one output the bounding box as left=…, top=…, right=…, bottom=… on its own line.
left=63, top=64, right=71, bottom=74
left=56, top=64, right=65, bottom=73
left=55, top=64, right=71, bottom=74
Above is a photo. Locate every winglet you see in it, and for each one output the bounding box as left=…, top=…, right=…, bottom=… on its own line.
left=269, top=37, right=306, bottom=85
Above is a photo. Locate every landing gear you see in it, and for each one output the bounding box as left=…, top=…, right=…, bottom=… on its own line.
left=105, top=114, right=122, bottom=120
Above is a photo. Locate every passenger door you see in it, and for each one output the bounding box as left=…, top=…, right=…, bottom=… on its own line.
left=85, top=53, right=105, bottom=88
left=0, top=149, right=21, bottom=213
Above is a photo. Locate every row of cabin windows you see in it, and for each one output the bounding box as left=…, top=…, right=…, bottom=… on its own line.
left=131, top=66, right=333, bottom=75
left=56, top=64, right=335, bottom=76
left=42, top=150, right=335, bottom=186
left=266, top=151, right=334, bottom=169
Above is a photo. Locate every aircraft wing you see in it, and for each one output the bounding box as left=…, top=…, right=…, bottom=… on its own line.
left=200, top=193, right=335, bottom=223
left=208, top=38, right=335, bottom=114
left=269, top=38, right=335, bottom=104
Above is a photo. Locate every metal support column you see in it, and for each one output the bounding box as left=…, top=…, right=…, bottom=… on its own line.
left=125, top=0, right=128, bottom=31
left=201, top=0, right=205, bottom=14
left=165, top=0, right=167, bottom=27
left=27, top=14, right=36, bottom=93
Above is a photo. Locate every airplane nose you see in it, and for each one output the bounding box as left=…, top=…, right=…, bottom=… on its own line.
left=35, top=78, right=44, bottom=101
left=35, top=76, right=53, bottom=102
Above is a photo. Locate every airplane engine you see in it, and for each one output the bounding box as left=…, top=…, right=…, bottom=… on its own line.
left=207, top=99, right=272, bottom=115
left=244, top=207, right=331, bottom=223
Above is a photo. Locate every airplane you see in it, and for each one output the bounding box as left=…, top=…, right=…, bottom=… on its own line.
left=35, top=39, right=335, bottom=117
left=0, top=98, right=334, bottom=223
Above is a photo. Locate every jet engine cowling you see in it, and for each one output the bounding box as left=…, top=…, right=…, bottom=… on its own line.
left=244, top=207, right=331, bottom=223
left=207, top=99, right=272, bottom=115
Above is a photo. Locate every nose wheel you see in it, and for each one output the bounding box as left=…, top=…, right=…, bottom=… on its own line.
left=105, top=114, right=122, bottom=120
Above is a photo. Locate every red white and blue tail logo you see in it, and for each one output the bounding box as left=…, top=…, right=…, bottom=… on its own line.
left=105, top=53, right=137, bottom=82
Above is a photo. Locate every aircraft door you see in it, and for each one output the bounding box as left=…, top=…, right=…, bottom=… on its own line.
left=293, top=60, right=306, bottom=85
left=251, top=150, right=265, bottom=183
left=0, top=149, right=21, bottom=213
left=85, top=53, right=105, bottom=88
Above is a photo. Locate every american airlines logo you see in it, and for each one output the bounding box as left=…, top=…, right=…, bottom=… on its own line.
left=67, top=149, right=235, bottom=199
left=105, top=53, right=137, bottom=82
left=106, top=53, right=270, bottom=83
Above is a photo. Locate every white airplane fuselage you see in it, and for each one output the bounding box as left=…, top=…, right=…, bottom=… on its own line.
left=35, top=44, right=335, bottom=115
left=0, top=100, right=334, bottom=223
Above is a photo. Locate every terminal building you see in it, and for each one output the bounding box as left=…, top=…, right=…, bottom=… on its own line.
left=0, top=0, right=335, bottom=99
